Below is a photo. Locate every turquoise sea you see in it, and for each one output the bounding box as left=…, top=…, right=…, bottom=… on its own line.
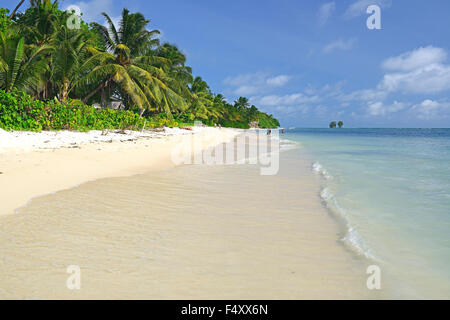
left=285, top=128, right=450, bottom=298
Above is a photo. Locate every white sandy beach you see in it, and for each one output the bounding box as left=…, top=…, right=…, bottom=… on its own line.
left=0, top=127, right=381, bottom=299
left=0, top=127, right=239, bottom=217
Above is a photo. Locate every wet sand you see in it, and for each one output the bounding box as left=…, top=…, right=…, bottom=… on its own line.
left=0, top=128, right=239, bottom=217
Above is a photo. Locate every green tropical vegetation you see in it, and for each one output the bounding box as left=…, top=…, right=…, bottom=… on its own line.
left=0, top=1, right=280, bottom=132
left=329, top=121, right=344, bottom=128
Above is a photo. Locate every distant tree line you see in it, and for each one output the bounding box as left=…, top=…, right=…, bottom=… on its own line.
left=329, top=121, right=344, bottom=128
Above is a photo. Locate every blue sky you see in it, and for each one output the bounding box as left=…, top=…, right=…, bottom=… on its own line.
left=11, top=0, right=450, bottom=127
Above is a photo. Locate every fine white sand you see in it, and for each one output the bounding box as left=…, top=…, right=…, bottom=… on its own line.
left=0, top=127, right=240, bottom=216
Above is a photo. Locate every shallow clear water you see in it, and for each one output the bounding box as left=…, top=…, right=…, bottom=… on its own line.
left=286, top=128, right=450, bottom=298
left=0, top=136, right=377, bottom=299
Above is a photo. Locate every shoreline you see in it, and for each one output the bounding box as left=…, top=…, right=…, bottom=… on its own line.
left=0, top=127, right=240, bottom=216
left=0, top=136, right=378, bottom=299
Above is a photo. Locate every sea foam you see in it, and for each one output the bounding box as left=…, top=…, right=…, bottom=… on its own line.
left=315, top=163, right=376, bottom=261
left=312, top=162, right=332, bottom=180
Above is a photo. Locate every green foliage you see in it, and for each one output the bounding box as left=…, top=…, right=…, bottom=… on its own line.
left=329, top=121, right=337, bottom=128
left=0, top=8, right=10, bottom=33
left=220, top=121, right=250, bottom=129
left=338, top=121, right=344, bottom=128
left=0, top=3, right=280, bottom=130
left=0, top=89, right=146, bottom=131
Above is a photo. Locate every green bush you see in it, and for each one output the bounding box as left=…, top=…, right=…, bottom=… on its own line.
left=0, top=90, right=148, bottom=132
left=0, top=90, right=277, bottom=131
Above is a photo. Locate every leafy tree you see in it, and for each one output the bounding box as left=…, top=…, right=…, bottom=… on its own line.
left=338, top=121, right=344, bottom=128
left=329, top=121, right=337, bottom=128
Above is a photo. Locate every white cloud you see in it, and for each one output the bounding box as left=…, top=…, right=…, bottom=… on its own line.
left=381, top=46, right=447, bottom=72
left=344, top=0, right=391, bottom=18
left=318, top=2, right=336, bottom=25
left=255, top=93, right=320, bottom=107
left=381, top=64, right=450, bottom=94
left=379, top=47, right=450, bottom=94
left=323, top=38, right=356, bottom=54
left=411, top=99, right=450, bottom=120
left=64, top=0, right=116, bottom=23
left=304, top=82, right=345, bottom=98
left=368, top=101, right=406, bottom=116
left=338, top=88, right=387, bottom=102
left=224, top=72, right=291, bottom=96
left=266, top=75, right=291, bottom=87
left=340, top=46, right=450, bottom=105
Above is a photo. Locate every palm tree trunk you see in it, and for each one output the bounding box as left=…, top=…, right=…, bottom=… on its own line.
left=9, top=0, right=26, bottom=19
left=61, top=81, right=70, bottom=102
left=83, top=81, right=106, bottom=104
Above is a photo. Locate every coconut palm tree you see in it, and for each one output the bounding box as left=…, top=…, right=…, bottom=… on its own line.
left=186, top=76, right=223, bottom=121
left=81, top=9, right=187, bottom=115
left=16, top=0, right=60, bottom=46
left=96, top=8, right=160, bottom=58
left=155, top=43, right=193, bottom=100
left=0, top=27, right=50, bottom=93
left=234, top=96, right=250, bottom=111
left=50, top=25, right=95, bottom=102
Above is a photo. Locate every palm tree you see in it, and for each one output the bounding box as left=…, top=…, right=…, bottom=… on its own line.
left=247, top=105, right=259, bottom=122
left=234, top=96, right=249, bottom=111
left=155, top=43, right=193, bottom=100
left=17, top=0, right=60, bottom=46
left=186, top=76, right=223, bottom=122
left=80, top=9, right=187, bottom=115
left=97, top=8, right=160, bottom=57
left=50, top=25, right=95, bottom=102
left=186, top=77, right=212, bottom=120
left=338, top=121, right=344, bottom=128
left=0, top=27, right=50, bottom=93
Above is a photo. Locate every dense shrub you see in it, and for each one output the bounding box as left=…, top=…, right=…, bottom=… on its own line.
left=0, top=90, right=278, bottom=132
left=0, top=90, right=148, bottom=132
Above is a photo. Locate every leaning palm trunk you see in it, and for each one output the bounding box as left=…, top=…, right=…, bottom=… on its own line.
left=9, top=0, right=26, bottom=19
